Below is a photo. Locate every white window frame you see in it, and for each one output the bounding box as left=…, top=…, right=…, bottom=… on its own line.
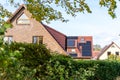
left=4, top=36, right=13, bottom=44
left=32, top=36, right=43, bottom=44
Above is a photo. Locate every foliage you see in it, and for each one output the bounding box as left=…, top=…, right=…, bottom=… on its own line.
left=0, top=43, right=51, bottom=80
left=25, top=0, right=91, bottom=23
left=108, top=54, right=120, bottom=61
left=99, top=0, right=117, bottom=18
left=0, top=22, right=13, bottom=45
left=0, top=44, right=32, bottom=80
left=0, top=0, right=119, bottom=24
left=0, top=43, right=96, bottom=80
left=0, top=4, right=12, bottom=27
left=76, top=60, right=120, bottom=80
left=93, top=44, right=102, bottom=51
left=1, top=43, right=120, bottom=80
left=44, top=54, right=97, bottom=80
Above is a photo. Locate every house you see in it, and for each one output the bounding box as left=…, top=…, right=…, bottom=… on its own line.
left=97, top=42, right=120, bottom=60
left=4, top=4, right=93, bottom=58
left=5, top=5, right=66, bottom=54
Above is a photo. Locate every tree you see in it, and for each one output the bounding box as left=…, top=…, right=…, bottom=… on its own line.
left=93, top=44, right=102, bottom=51
left=0, top=0, right=119, bottom=25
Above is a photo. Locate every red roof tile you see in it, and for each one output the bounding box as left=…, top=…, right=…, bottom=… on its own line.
left=42, top=23, right=67, bottom=50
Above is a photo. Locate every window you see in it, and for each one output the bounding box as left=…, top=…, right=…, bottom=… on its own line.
left=67, top=39, right=75, bottom=47
left=107, top=52, right=111, bottom=56
left=111, top=45, right=115, bottom=48
left=17, top=14, right=30, bottom=25
left=80, top=37, right=85, bottom=43
left=116, top=52, right=119, bottom=56
left=33, top=36, right=43, bottom=44
left=69, top=53, right=77, bottom=57
left=4, top=36, right=13, bottom=44
left=80, top=41, right=92, bottom=56
left=71, top=49, right=76, bottom=53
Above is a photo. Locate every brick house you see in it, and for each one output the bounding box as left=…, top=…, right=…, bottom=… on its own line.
left=5, top=5, right=66, bottom=54
left=5, top=5, right=93, bottom=58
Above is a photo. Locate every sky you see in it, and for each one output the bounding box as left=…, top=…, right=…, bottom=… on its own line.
left=1, top=0, right=120, bottom=48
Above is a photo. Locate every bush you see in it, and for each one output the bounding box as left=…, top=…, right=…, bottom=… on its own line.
left=76, top=60, right=120, bottom=80
left=1, top=43, right=120, bottom=80
left=0, top=43, right=51, bottom=80
left=43, top=54, right=97, bottom=80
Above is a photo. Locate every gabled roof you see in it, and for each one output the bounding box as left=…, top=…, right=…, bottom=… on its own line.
left=97, top=42, right=120, bottom=59
left=7, top=4, right=67, bottom=51
left=7, top=4, right=26, bottom=23
left=42, top=23, right=66, bottom=50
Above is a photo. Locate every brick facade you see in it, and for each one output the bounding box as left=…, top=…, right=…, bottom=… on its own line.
left=5, top=5, right=66, bottom=54
left=5, top=5, right=93, bottom=59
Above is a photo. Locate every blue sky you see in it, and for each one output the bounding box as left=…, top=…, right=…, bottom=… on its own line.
left=2, top=0, right=120, bottom=47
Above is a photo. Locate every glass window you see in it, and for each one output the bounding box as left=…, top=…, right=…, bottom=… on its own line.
left=116, top=52, right=119, bottom=56
left=69, top=53, right=77, bottom=57
left=107, top=52, right=111, bottom=56
left=4, top=36, right=13, bottom=44
left=67, top=39, right=75, bottom=47
left=71, top=49, right=76, bottom=53
left=80, top=37, right=85, bottom=43
left=17, top=14, right=30, bottom=24
left=33, top=36, right=43, bottom=44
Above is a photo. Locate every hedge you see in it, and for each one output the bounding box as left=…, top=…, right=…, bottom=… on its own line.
left=0, top=43, right=120, bottom=80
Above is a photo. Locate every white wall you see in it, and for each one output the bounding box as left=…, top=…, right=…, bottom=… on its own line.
left=99, top=44, right=120, bottom=60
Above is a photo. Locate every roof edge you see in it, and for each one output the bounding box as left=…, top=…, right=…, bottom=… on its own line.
left=7, top=4, right=26, bottom=22
left=41, top=23, right=67, bottom=51
left=42, top=23, right=66, bottom=37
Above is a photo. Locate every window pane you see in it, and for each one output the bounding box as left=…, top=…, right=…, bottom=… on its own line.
left=69, top=53, right=77, bottom=57
left=33, top=36, right=43, bottom=44
left=80, top=37, right=85, bottom=43
left=116, top=52, right=119, bottom=55
left=17, top=14, right=30, bottom=24
left=38, top=36, right=43, bottom=44
left=107, top=52, right=111, bottom=55
left=4, top=36, right=13, bottom=44
left=67, top=39, right=75, bottom=47
left=33, top=37, right=37, bottom=43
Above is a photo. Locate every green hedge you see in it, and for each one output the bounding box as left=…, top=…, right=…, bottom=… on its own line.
left=0, top=43, right=120, bottom=80
left=77, top=60, right=120, bottom=80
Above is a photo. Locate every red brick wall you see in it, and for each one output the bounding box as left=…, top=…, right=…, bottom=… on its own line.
left=5, top=7, right=66, bottom=54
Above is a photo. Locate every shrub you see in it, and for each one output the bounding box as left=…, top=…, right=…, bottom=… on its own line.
left=0, top=43, right=51, bottom=80
left=1, top=43, right=120, bottom=80
left=76, top=60, right=120, bottom=80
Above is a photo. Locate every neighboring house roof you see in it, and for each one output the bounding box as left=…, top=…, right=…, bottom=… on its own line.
left=92, top=51, right=100, bottom=57
left=97, top=42, right=120, bottom=59
left=42, top=23, right=66, bottom=50
left=7, top=4, right=67, bottom=51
